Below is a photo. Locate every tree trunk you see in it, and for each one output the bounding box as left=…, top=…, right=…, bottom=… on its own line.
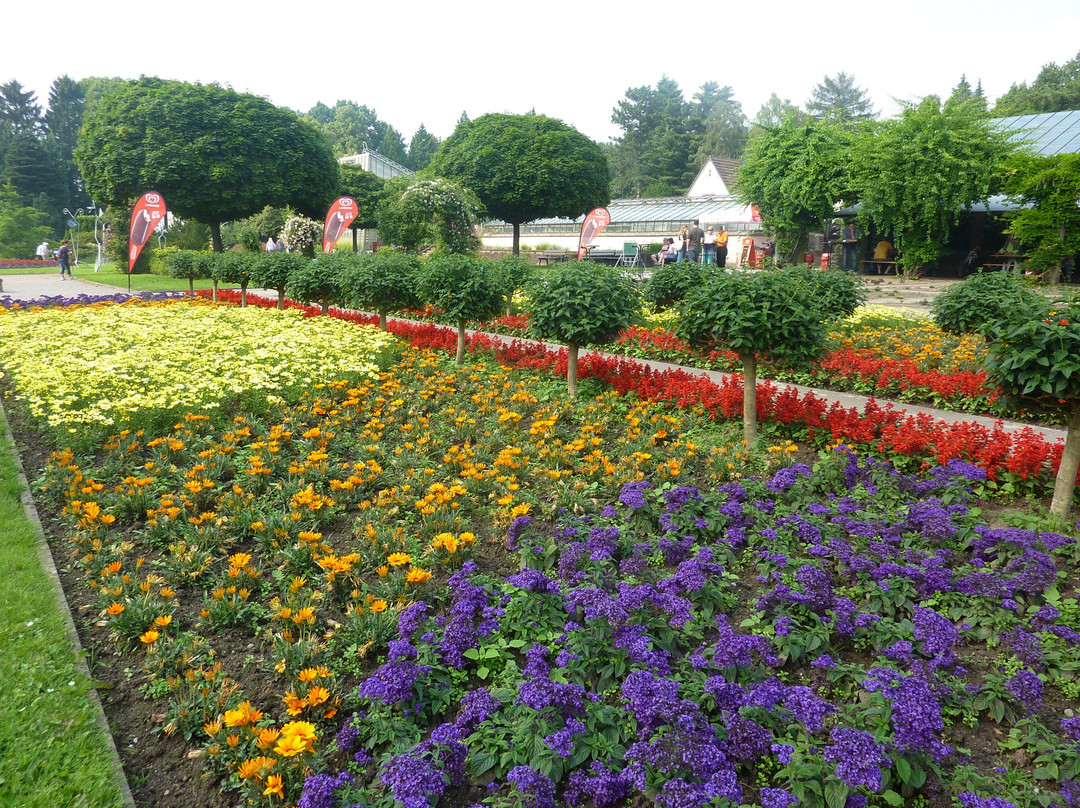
left=1050, top=403, right=1080, bottom=518
left=212, top=279, right=218, bottom=303
left=188, top=277, right=194, bottom=296
left=741, top=351, right=758, bottom=447
left=513, top=222, right=520, bottom=256
left=320, top=300, right=330, bottom=316
left=456, top=322, right=467, bottom=366
left=568, top=342, right=579, bottom=401
left=240, top=280, right=248, bottom=307
left=210, top=221, right=223, bottom=254
left=379, top=311, right=388, bottom=331
left=277, top=288, right=285, bottom=309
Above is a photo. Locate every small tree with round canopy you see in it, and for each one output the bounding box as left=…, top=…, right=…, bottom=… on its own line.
left=527, top=261, right=640, bottom=401
left=340, top=249, right=421, bottom=330
left=417, top=254, right=504, bottom=365
left=675, top=269, right=827, bottom=446
left=252, top=251, right=310, bottom=309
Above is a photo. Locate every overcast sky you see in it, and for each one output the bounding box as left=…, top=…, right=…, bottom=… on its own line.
left=6, top=0, right=1079, bottom=145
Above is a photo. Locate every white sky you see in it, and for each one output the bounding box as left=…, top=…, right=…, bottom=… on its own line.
left=6, top=0, right=1079, bottom=145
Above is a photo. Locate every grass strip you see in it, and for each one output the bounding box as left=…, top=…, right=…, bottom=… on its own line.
left=0, top=404, right=130, bottom=808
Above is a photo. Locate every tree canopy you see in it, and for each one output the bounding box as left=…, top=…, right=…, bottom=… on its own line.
left=737, top=117, right=854, bottom=250
left=851, top=96, right=1014, bottom=270
left=992, top=50, right=1080, bottom=116
left=77, top=78, right=339, bottom=251
left=806, top=72, right=876, bottom=126
left=607, top=76, right=748, bottom=197
left=1001, top=151, right=1080, bottom=282
left=431, top=113, right=609, bottom=254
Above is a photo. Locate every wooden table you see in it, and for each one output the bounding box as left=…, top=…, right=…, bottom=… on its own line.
left=860, top=259, right=897, bottom=275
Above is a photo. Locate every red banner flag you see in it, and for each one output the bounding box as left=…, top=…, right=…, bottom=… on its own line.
left=129, top=191, right=166, bottom=273
left=323, top=196, right=358, bottom=254
left=577, top=207, right=611, bottom=260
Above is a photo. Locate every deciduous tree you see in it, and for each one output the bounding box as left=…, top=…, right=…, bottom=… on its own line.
left=76, top=78, right=338, bottom=252
left=431, top=113, right=609, bottom=255
left=1000, top=151, right=1080, bottom=284
left=850, top=96, right=1014, bottom=271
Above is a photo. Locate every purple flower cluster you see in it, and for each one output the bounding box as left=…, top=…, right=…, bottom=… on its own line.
left=565, top=761, right=635, bottom=806
left=864, top=670, right=948, bottom=757
left=712, top=614, right=779, bottom=668
left=439, top=563, right=498, bottom=669
left=507, top=765, right=556, bottom=808
left=760, top=787, right=799, bottom=808
left=766, top=464, right=813, bottom=494
left=618, top=480, right=651, bottom=510
left=1006, top=669, right=1044, bottom=715
left=506, top=567, right=562, bottom=596
left=518, top=644, right=586, bottom=716
left=397, top=601, right=430, bottom=640
left=357, top=660, right=431, bottom=706
left=957, top=794, right=1020, bottom=808
left=298, top=771, right=355, bottom=808
left=823, top=727, right=891, bottom=790
left=380, top=738, right=466, bottom=808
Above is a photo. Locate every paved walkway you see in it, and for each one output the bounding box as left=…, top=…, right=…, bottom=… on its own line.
left=1, top=273, right=1066, bottom=445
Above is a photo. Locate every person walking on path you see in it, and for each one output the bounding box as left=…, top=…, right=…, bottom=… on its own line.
left=57, top=240, right=73, bottom=280
left=36, top=240, right=50, bottom=261
left=687, top=220, right=705, bottom=264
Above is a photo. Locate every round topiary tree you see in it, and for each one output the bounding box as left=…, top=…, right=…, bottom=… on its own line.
left=932, top=270, right=1043, bottom=337
left=285, top=252, right=350, bottom=315
left=340, top=249, right=421, bottom=330
left=676, top=268, right=825, bottom=446
left=644, top=261, right=707, bottom=311
left=211, top=251, right=258, bottom=306
left=985, top=296, right=1080, bottom=517
left=527, top=261, right=640, bottom=401
left=417, top=253, right=504, bottom=365
left=252, top=251, right=310, bottom=309
left=165, top=249, right=212, bottom=296
left=783, top=266, right=865, bottom=322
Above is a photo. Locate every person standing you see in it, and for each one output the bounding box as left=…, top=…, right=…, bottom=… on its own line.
left=687, top=220, right=705, bottom=264
left=266, top=236, right=277, bottom=253
left=703, top=227, right=718, bottom=265
left=57, top=240, right=73, bottom=279
left=36, top=240, right=50, bottom=261
left=716, top=227, right=729, bottom=268
left=841, top=221, right=859, bottom=272
left=676, top=225, right=689, bottom=262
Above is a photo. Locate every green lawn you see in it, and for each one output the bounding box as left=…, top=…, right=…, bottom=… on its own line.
left=3, top=262, right=239, bottom=294
left=0, top=407, right=127, bottom=807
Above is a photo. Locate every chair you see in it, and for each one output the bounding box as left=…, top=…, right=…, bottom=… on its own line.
left=616, top=242, right=642, bottom=268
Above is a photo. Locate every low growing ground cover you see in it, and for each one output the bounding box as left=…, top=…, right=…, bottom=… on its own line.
left=2, top=295, right=1079, bottom=808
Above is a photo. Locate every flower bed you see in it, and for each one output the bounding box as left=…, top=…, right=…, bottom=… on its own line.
left=0, top=258, right=58, bottom=269
left=6, top=295, right=1080, bottom=808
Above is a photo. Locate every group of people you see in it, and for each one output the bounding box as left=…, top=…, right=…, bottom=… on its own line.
left=37, top=240, right=75, bottom=279
left=653, top=220, right=730, bottom=267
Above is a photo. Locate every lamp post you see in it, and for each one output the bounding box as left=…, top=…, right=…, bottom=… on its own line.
left=63, top=207, right=84, bottom=264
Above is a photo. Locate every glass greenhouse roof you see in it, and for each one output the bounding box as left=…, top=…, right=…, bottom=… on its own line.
left=996, top=109, right=1080, bottom=155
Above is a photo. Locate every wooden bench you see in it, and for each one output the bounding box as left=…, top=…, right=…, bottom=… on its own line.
left=535, top=250, right=571, bottom=266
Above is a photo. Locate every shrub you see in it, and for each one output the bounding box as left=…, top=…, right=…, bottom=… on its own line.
left=165, top=250, right=213, bottom=295
left=286, top=252, right=351, bottom=314
left=252, top=252, right=310, bottom=309
left=644, top=261, right=706, bottom=310
left=488, top=254, right=537, bottom=316
left=211, top=251, right=259, bottom=306
left=527, top=260, right=640, bottom=400
left=784, top=266, right=865, bottom=322
left=418, top=254, right=504, bottom=364
left=932, top=271, right=1042, bottom=336
left=340, top=249, right=421, bottom=330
